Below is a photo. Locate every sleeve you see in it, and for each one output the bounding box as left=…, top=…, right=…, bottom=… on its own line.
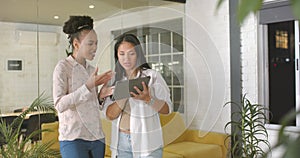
left=151, top=71, right=173, bottom=113
left=53, top=61, right=93, bottom=113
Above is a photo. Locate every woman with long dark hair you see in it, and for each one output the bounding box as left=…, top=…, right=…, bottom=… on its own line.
left=103, top=34, right=172, bottom=158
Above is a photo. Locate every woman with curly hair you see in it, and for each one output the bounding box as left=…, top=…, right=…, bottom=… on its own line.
left=53, top=15, right=112, bottom=158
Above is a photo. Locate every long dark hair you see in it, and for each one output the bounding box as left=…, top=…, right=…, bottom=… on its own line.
left=113, top=34, right=151, bottom=84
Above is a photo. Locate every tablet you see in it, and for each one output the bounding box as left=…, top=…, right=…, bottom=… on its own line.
left=129, top=76, right=151, bottom=96
left=112, top=76, right=151, bottom=100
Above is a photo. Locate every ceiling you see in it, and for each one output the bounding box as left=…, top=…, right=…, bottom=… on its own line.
left=0, top=0, right=177, bottom=26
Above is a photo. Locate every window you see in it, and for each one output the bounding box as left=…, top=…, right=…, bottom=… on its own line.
left=275, top=30, right=288, bottom=49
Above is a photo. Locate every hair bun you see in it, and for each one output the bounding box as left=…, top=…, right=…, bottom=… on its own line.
left=63, top=16, right=93, bottom=35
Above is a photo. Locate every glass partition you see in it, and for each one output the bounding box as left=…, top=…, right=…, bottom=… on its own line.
left=0, top=0, right=184, bottom=113
left=0, top=0, right=185, bottom=143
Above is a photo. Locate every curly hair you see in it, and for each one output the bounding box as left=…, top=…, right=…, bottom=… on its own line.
left=63, top=16, right=94, bottom=55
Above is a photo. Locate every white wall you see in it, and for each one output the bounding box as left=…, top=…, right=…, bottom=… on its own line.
left=0, top=22, right=66, bottom=113
left=185, top=0, right=231, bottom=133
left=240, top=14, right=259, bottom=102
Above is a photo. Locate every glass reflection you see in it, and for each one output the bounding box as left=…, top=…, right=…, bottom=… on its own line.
left=0, top=2, right=185, bottom=142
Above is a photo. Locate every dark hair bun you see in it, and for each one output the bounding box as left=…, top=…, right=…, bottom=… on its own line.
left=63, top=16, right=93, bottom=35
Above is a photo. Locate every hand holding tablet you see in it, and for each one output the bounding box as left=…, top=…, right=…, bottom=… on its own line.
left=112, top=76, right=151, bottom=100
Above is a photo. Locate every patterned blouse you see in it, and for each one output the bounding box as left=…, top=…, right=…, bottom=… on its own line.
left=53, top=55, right=104, bottom=141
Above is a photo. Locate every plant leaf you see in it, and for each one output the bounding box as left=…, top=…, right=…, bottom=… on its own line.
left=238, top=0, right=263, bottom=24
left=0, top=93, right=58, bottom=158
left=226, top=94, right=270, bottom=157
left=283, top=136, right=300, bottom=158
left=290, top=0, right=300, bottom=20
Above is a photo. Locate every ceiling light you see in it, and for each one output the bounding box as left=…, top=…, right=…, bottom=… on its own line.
left=89, top=5, right=95, bottom=9
left=53, top=15, right=59, bottom=19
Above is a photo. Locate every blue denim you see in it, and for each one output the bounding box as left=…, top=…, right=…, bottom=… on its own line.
left=60, top=138, right=105, bottom=158
left=117, top=132, right=162, bottom=158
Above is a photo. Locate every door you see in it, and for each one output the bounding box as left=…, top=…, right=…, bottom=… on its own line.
left=268, top=21, right=296, bottom=125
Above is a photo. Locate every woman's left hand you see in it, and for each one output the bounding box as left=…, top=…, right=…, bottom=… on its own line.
left=130, top=82, right=151, bottom=103
left=99, top=83, right=114, bottom=99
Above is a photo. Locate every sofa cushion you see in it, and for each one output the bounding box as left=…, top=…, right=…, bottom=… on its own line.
left=164, top=141, right=223, bottom=158
left=101, top=118, right=112, bottom=157
left=160, top=112, right=186, bottom=145
left=41, top=121, right=60, bottom=150
left=163, top=151, right=184, bottom=158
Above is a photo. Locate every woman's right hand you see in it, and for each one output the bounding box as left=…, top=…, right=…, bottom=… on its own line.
left=86, top=68, right=112, bottom=91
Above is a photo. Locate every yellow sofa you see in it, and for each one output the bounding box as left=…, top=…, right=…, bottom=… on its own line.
left=42, top=112, right=229, bottom=158
left=41, top=121, right=60, bottom=150
left=159, top=112, right=229, bottom=158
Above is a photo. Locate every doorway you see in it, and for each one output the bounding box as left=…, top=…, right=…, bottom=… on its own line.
left=267, top=21, right=296, bottom=126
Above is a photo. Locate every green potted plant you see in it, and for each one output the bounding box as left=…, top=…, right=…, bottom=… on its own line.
left=0, top=93, right=60, bottom=158
left=224, top=94, right=270, bottom=158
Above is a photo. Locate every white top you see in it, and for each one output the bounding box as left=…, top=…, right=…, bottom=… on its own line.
left=53, top=55, right=104, bottom=141
left=103, top=69, right=173, bottom=157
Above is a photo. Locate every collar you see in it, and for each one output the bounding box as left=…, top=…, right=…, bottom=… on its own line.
left=66, top=55, right=90, bottom=69
left=122, top=69, right=147, bottom=80
left=123, top=70, right=142, bottom=80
